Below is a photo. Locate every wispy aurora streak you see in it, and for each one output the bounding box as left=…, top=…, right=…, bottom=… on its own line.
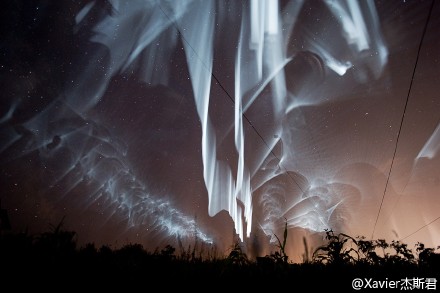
left=3, top=0, right=439, bottom=250
left=0, top=0, right=387, bottom=243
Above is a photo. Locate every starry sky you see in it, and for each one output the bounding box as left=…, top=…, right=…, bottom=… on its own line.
left=1, top=0, right=439, bottom=261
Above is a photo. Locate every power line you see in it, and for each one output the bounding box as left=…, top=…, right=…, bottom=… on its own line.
left=159, top=4, right=305, bottom=193
left=370, top=0, right=435, bottom=240
left=400, top=216, right=440, bottom=241
left=383, top=116, right=440, bottom=226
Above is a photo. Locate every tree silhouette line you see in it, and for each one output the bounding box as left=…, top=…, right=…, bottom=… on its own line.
left=1, top=218, right=439, bottom=290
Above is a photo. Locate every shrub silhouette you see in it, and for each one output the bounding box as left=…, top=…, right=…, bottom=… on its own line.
left=226, top=241, right=249, bottom=266
left=312, top=229, right=439, bottom=268
left=33, top=217, right=77, bottom=260
left=1, top=223, right=439, bottom=289
left=356, top=236, right=387, bottom=265
left=312, top=229, right=358, bottom=265
left=416, top=242, right=440, bottom=270
left=271, top=218, right=289, bottom=264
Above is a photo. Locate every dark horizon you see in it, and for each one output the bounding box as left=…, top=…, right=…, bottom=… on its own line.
left=0, top=0, right=439, bottom=262
left=1, top=224, right=439, bottom=291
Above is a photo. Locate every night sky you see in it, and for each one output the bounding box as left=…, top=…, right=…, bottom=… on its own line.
left=1, top=0, right=439, bottom=261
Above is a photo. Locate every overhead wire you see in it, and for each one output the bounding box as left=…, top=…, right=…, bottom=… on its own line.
left=160, top=1, right=439, bottom=239
left=158, top=3, right=305, bottom=193
left=370, top=0, right=435, bottom=240
left=383, top=116, right=440, bottom=227
left=400, top=216, right=440, bottom=242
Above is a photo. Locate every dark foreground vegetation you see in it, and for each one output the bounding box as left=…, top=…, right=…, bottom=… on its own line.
left=1, top=223, right=439, bottom=291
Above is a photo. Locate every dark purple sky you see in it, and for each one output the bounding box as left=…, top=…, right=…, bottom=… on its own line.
left=1, top=0, right=439, bottom=261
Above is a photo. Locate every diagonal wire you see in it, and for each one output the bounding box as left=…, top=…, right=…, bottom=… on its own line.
left=400, top=216, right=440, bottom=241
left=159, top=3, right=305, bottom=193
left=383, top=116, right=440, bottom=226
left=370, top=0, right=435, bottom=240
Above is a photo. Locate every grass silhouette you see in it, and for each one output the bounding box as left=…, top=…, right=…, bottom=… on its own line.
left=1, top=223, right=439, bottom=290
